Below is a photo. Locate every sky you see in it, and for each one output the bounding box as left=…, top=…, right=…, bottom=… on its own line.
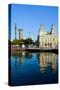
left=9, top=4, right=58, bottom=41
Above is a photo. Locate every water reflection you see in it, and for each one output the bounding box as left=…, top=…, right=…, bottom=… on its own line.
left=10, top=51, right=58, bottom=86
left=37, top=52, right=58, bottom=73
left=11, top=52, right=58, bottom=73
left=12, top=52, right=33, bottom=64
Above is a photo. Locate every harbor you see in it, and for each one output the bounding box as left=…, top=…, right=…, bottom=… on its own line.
left=10, top=45, right=58, bottom=54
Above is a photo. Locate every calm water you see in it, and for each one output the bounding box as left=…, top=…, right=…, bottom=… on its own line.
left=9, top=52, right=58, bottom=86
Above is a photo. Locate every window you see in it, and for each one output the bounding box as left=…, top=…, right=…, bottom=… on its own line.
left=53, top=38, right=55, bottom=41
left=45, top=43, right=47, bottom=46
left=48, top=43, right=49, bottom=45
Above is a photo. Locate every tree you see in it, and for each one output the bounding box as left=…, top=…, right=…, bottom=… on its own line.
left=10, top=38, right=34, bottom=46
left=24, top=38, right=34, bottom=45
left=11, top=39, right=24, bottom=45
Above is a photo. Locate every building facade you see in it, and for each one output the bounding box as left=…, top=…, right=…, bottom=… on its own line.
left=18, top=29, right=24, bottom=40
left=37, top=24, right=58, bottom=48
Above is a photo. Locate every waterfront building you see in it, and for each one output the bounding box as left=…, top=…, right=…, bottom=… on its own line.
left=37, top=24, right=58, bottom=48
left=18, top=29, right=24, bottom=40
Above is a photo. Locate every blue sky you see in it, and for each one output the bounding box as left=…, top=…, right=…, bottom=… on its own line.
left=10, top=4, right=58, bottom=41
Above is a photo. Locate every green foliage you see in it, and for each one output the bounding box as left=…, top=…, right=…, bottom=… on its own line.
left=11, top=38, right=34, bottom=45
left=24, top=38, right=34, bottom=45
left=11, top=39, right=24, bottom=45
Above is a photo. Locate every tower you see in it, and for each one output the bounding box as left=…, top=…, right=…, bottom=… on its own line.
left=15, top=24, right=17, bottom=40
left=37, top=25, right=45, bottom=47
left=51, top=24, right=55, bottom=34
left=51, top=24, right=57, bottom=48
left=18, top=29, right=24, bottom=40
left=39, top=25, right=45, bottom=36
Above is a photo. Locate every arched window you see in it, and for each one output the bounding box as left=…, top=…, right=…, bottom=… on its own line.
left=45, top=43, right=47, bottom=46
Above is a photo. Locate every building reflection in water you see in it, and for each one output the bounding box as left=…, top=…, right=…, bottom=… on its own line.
left=11, top=51, right=58, bottom=74
left=11, top=51, right=58, bottom=86
left=11, top=51, right=33, bottom=64
left=11, top=51, right=33, bottom=73
left=37, top=52, right=58, bottom=73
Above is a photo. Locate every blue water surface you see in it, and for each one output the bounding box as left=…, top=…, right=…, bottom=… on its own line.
left=9, top=52, right=58, bottom=86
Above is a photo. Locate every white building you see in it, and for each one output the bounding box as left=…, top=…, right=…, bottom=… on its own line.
left=37, top=24, right=58, bottom=48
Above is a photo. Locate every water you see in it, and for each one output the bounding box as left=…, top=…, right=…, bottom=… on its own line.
left=9, top=51, right=58, bottom=86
